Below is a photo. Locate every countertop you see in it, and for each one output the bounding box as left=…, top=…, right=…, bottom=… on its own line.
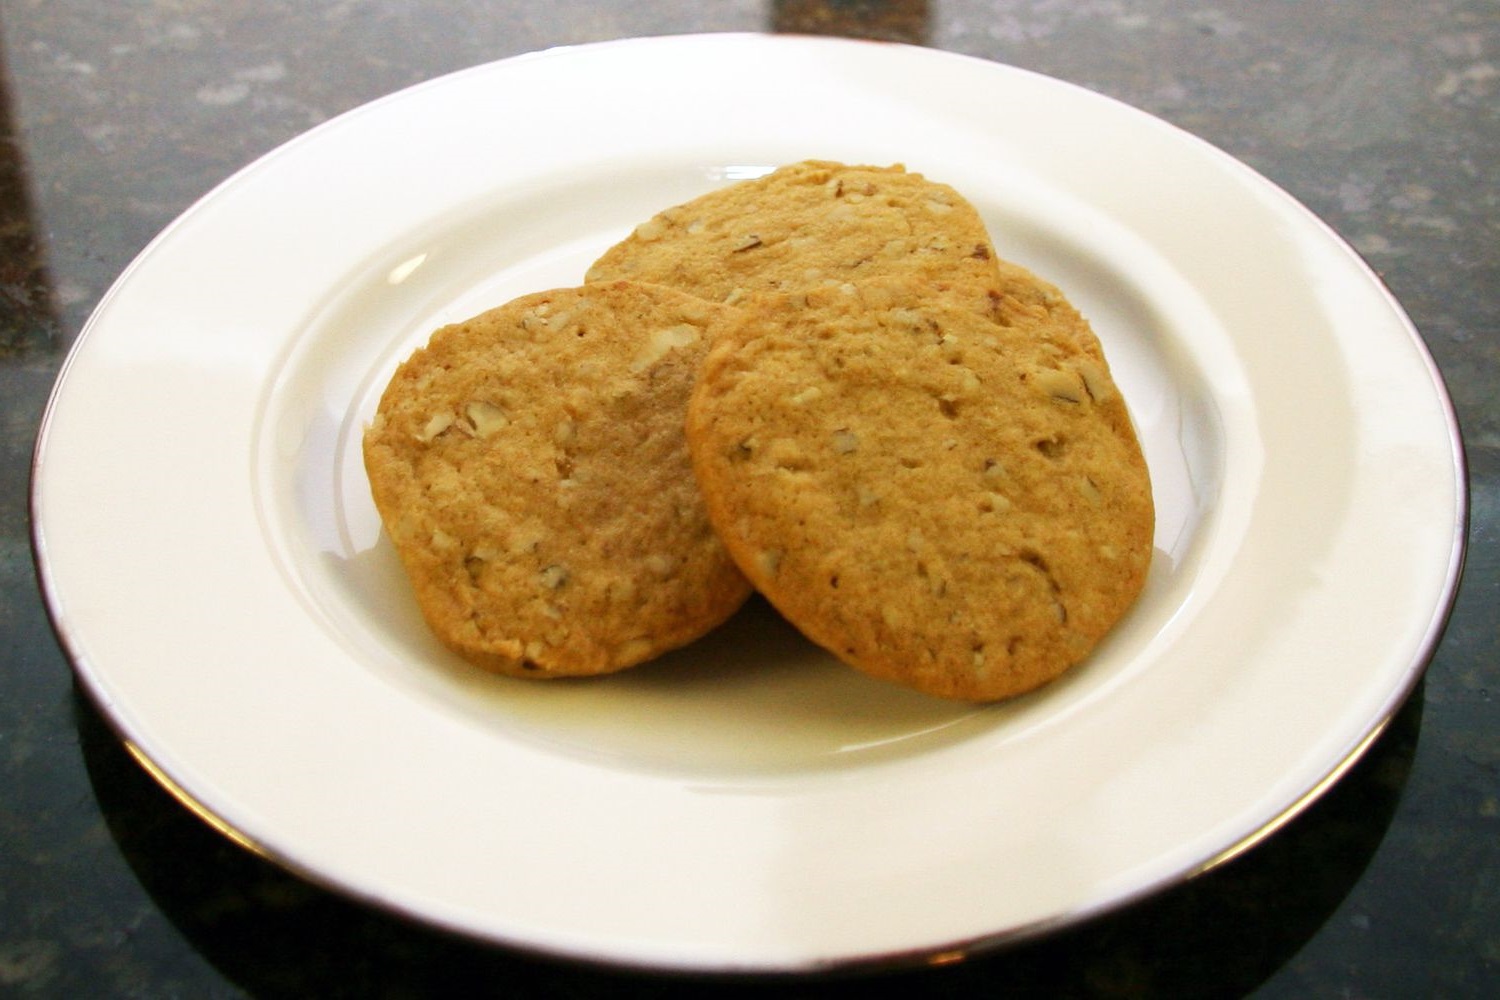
left=2, top=2, right=1495, bottom=996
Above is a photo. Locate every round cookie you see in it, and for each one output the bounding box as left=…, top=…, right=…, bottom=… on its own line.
left=364, top=280, right=752, bottom=677
left=686, top=279, right=1153, bottom=702
left=585, top=160, right=1006, bottom=304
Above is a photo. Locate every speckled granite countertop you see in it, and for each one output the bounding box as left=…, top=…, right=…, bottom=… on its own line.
left=2, top=2, right=1495, bottom=996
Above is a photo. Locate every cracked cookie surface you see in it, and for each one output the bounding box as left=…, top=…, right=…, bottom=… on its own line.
left=686, top=278, right=1153, bottom=701
left=364, top=280, right=752, bottom=677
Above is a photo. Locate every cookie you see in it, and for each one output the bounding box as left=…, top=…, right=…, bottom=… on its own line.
left=585, top=160, right=1005, bottom=304
left=685, top=279, right=1153, bottom=701
left=986, top=257, right=1106, bottom=361
left=364, top=280, right=753, bottom=677
left=825, top=261, right=1106, bottom=361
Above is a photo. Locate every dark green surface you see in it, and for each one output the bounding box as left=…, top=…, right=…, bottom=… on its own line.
left=3, top=2, right=1496, bottom=996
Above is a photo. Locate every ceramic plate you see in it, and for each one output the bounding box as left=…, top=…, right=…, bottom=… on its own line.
left=32, top=35, right=1465, bottom=972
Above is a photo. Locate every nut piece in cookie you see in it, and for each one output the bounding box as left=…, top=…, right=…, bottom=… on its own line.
left=364, top=280, right=752, bottom=678
left=686, top=278, right=1153, bottom=702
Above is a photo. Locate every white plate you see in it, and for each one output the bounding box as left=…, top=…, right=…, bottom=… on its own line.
left=32, top=35, right=1465, bottom=972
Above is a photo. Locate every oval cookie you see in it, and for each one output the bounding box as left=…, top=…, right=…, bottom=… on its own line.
left=364, top=280, right=752, bottom=677
left=686, top=279, right=1153, bottom=701
left=585, top=160, right=1005, bottom=304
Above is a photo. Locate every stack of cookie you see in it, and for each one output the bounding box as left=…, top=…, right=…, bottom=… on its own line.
left=364, top=161, right=1153, bottom=702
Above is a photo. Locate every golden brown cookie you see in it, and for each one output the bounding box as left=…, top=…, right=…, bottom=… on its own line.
left=364, top=280, right=752, bottom=677
left=585, top=160, right=1005, bottom=304
left=986, top=257, right=1106, bottom=361
left=685, top=278, right=1153, bottom=702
